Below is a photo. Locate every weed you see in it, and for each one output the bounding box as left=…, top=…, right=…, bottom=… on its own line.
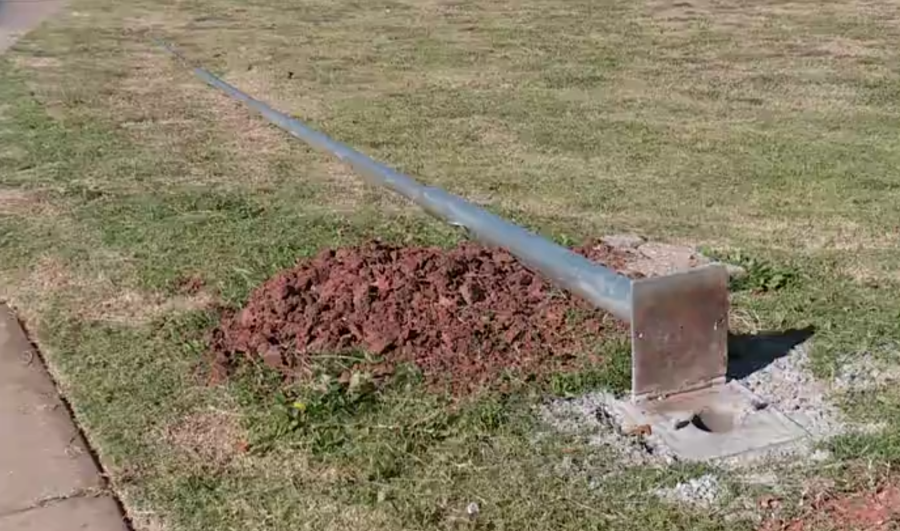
left=706, top=248, right=801, bottom=293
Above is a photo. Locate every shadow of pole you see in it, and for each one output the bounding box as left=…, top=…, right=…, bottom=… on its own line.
left=727, top=325, right=816, bottom=380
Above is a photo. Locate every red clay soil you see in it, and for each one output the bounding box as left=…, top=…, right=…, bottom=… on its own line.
left=208, top=240, right=638, bottom=394
left=760, top=485, right=900, bottom=531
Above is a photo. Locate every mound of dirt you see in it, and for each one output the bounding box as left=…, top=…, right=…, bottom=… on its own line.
left=208, top=240, right=640, bottom=394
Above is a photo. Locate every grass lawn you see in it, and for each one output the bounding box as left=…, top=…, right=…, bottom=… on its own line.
left=2, top=0, right=900, bottom=529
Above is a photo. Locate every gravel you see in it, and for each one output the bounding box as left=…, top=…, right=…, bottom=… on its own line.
left=655, top=474, right=724, bottom=507
left=539, top=392, right=675, bottom=468
left=739, top=343, right=845, bottom=439
left=833, top=350, right=900, bottom=392
left=540, top=339, right=892, bottom=475
left=739, top=342, right=893, bottom=440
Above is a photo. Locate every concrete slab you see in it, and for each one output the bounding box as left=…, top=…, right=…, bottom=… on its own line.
left=0, top=305, right=102, bottom=514
left=0, top=0, right=65, bottom=53
left=610, top=381, right=808, bottom=461
left=0, top=496, right=129, bottom=531
left=0, top=5, right=128, bottom=528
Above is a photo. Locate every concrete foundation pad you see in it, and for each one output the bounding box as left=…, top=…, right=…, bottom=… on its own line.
left=609, top=382, right=808, bottom=461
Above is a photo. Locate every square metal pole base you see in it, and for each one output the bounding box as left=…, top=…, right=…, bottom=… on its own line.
left=630, top=265, right=729, bottom=402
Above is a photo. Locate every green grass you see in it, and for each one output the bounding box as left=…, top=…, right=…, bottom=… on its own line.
left=3, top=0, right=900, bottom=529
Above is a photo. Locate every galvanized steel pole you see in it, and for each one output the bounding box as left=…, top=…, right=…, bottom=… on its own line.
left=159, top=41, right=730, bottom=402
left=157, top=41, right=633, bottom=320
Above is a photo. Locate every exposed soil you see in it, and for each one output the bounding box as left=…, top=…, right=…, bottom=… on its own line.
left=175, top=274, right=206, bottom=296
left=761, top=484, right=900, bottom=531
left=208, top=240, right=639, bottom=394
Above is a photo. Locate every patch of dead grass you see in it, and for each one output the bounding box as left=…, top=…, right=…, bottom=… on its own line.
left=0, top=255, right=73, bottom=324
left=5, top=253, right=216, bottom=325
left=722, top=214, right=898, bottom=252
left=730, top=307, right=763, bottom=335
left=645, top=0, right=900, bottom=34
left=85, top=289, right=216, bottom=325
left=621, top=0, right=900, bottom=128
left=0, top=188, right=47, bottom=215
left=215, top=68, right=332, bottom=124
left=809, top=38, right=887, bottom=60
left=163, top=409, right=245, bottom=467
left=11, top=55, right=62, bottom=69
left=317, top=160, right=372, bottom=211
left=840, top=259, right=900, bottom=285
left=121, top=10, right=173, bottom=33
left=21, top=254, right=75, bottom=293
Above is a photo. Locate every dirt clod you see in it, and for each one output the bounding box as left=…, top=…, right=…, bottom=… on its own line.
left=209, top=240, right=637, bottom=394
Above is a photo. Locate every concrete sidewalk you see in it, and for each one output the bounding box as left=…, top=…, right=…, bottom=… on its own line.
left=0, top=305, right=130, bottom=531
left=2, top=3, right=132, bottom=529
left=0, top=0, right=64, bottom=52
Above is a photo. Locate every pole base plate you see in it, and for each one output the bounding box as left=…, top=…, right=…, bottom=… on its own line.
left=630, top=264, right=729, bottom=402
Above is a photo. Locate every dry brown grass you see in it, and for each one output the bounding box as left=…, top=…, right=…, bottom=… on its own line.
left=163, top=408, right=245, bottom=467
left=840, top=256, right=900, bottom=286
left=0, top=255, right=73, bottom=325
left=712, top=213, right=898, bottom=252
left=2, top=252, right=216, bottom=326
left=11, top=55, right=62, bottom=69
left=86, top=289, right=217, bottom=325
left=729, top=307, right=763, bottom=336
left=0, top=187, right=49, bottom=215
left=9, top=254, right=75, bottom=300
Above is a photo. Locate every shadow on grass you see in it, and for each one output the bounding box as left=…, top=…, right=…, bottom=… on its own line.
left=727, top=325, right=816, bottom=380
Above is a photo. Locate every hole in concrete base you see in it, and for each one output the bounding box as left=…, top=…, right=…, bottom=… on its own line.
left=690, top=408, right=734, bottom=433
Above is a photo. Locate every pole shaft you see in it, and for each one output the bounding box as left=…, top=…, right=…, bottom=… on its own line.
left=160, top=43, right=633, bottom=320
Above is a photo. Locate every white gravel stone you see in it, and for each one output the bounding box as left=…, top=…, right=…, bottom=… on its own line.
left=655, top=474, right=723, bottom=507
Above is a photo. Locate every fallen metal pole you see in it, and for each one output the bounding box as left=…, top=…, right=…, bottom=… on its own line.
left=159, top=42, right=730, bottom=401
